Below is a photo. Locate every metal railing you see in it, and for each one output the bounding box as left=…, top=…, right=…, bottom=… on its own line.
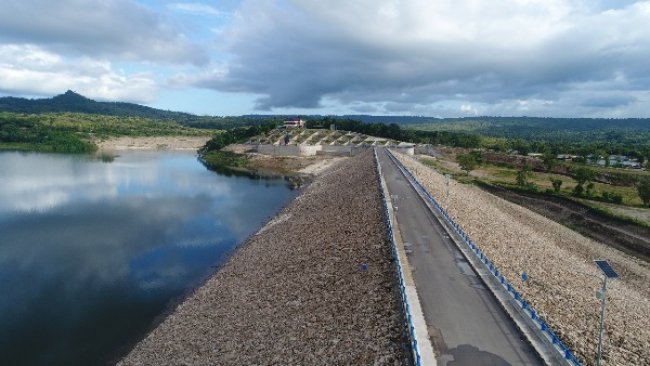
left=385, top=149, right=582, bottom=366
left=374, top=148, right=424, bottom=366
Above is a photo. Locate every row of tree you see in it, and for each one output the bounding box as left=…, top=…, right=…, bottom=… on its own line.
left=456, top=151, right=650, bottom=206
left=200, top=121, right=278, bottom=153
left=305, top=117, right=481, bottom=148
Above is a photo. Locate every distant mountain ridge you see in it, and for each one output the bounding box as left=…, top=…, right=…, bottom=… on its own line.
left=2, top=92, right=650, bottom=134
left=0, top=90, right=197, bottom=120
left=0, top=91, right=268, bottom=129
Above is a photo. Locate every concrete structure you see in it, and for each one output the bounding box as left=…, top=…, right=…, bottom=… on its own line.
left=256, top=144, right=322, bottom=156
left=283, top=118, right=305, bottom=128
left=254, top=143, right=415, bottom=157
left=392, top=145, right=415, bottom=156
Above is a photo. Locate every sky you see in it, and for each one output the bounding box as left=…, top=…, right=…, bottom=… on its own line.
left=1, top=0, right=649, bottom=117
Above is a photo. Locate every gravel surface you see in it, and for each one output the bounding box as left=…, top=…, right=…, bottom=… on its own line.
left=119, top=150, right=409, bottom=366
left=395, top=152, right=650, bottom=366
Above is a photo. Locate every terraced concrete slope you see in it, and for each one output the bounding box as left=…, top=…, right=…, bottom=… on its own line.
left=248, top=128, right=399, bottom=146
left=118, top=151, right=410, bottom=365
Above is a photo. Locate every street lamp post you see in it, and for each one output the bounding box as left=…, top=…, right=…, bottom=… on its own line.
left=444, top=174, right=450, bottom=203
left=594, top=260, right=619, bottom=366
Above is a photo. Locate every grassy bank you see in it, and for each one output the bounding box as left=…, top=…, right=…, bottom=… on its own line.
left=197, top=123, right=277, bottom=172
left=0, top=112, right=211, bottom=154
left=200, top=151, right=249, bottom=170
left=0, top=116, right=96, bottom=153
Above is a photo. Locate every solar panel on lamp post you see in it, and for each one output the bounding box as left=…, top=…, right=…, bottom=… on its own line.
left=594, top=259, right=619, bottom=366
left=444, top=174, right=450, bottom=203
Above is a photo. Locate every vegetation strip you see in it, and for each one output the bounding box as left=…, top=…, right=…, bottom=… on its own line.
left=119, top=151, right=410, bottom=365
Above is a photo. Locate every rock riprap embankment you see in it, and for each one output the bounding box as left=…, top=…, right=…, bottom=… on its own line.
left=119, top=150, right=409, bottom=365
left=395, top=152, right=650, bottom=366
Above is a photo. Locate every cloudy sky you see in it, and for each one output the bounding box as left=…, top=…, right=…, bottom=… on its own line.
left=1, top=0, right=649, bottom=117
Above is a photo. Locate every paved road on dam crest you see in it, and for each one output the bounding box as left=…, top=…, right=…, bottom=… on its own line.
left=377, top=148, right=544, bottom=366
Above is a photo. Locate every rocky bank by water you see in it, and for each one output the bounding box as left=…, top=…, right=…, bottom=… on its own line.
left=119, top=150, right=409, bottom=365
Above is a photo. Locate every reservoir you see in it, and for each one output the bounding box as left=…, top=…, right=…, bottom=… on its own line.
left=0, top=151, right=297, bottom=365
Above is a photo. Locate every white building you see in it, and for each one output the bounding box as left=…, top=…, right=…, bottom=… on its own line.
left=283, top=118, right=305, bottom=128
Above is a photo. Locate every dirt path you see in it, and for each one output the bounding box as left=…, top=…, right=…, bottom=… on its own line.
left=588, top=200, right=650, bottom=225
left=298, top=157, right=346, bottom=175
left=118, top=151, right=409, bottom=365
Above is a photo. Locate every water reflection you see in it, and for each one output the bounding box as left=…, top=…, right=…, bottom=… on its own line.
left=199, top=157, right=306, bottom=189
left=0, top=151, right=296, bottom=366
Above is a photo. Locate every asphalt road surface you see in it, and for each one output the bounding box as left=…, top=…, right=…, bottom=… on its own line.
left=377, top=148, right=544, bottom=366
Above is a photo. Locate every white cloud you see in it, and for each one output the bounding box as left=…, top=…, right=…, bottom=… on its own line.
left=185, top=0, right=650, bottom=116
left=460, top=104, right=478, bottom=115
left=0, top=0, right=207, bottom=65
left=0, top=44, right=158, bottom=103
left=168, top=2, right=222, bottom=17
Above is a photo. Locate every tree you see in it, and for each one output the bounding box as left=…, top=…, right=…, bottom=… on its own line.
left=573, top=183, right=584, bottom=196
left=542, top=151, right=557, bottom=172
left=571, top=167, right=595, bottom=197
left=638, top=179, right=650, bottom=206
left=551, top=178, right=563, bottom=193
left=586, top=182, right=596, bottom=197
left=516, top=166, right=531, bottom=186
left=573, top=167, right=595, bottom=185
left=457, top=153, right=479, bottom=175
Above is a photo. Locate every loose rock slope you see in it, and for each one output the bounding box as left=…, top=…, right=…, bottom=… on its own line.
left=395, top=152, right=650, bottom=366
left=119, top=151, right=409, bottom=365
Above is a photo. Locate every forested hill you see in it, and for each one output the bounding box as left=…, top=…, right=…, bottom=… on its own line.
left=3, top=92, right=650, bottom=136
left=0, top=90, right=193, bottom=118
left=348, top=115, right=650, bottom=131
left=0, top=91, right=264, bottom=129
left=399, top=116, right=650, bottom=146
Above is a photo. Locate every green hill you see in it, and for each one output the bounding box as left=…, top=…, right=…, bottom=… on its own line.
left=0, top=91, right=270, bottom=129
left=0, top=90, right=191, bottom=118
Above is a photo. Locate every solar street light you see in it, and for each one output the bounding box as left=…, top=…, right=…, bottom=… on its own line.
left=594, top=259, right=619, bottom=366
left=444, top=174, right=451, bottom=202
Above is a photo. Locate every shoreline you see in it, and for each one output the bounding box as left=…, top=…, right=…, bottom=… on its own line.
left=108, top=185, right=305, bottom=365
left=95, top=135, right=212, bottom=151
left=118, top=150, right=410, bottom=365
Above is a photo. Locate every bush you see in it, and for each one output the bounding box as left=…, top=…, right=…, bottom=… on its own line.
left=457, top=153, right=479, bottom=174
left=600, top=191, right=623, bottom=204
left=638, top=179, right=650, bottom=206
left=551, top=178, right=563, bottom=193
left=573, top=184, right=584, bottom=196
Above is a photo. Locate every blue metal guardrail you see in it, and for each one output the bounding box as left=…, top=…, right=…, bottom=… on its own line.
left=385, top=149, right=582, bottom=366
left=374, top=148, right=424, bottom=366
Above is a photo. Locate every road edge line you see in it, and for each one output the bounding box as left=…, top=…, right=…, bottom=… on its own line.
left=375, top=148, right=437, bottom=366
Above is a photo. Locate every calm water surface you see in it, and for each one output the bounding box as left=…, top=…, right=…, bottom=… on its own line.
left=0, top=151, right=297, bottom=365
